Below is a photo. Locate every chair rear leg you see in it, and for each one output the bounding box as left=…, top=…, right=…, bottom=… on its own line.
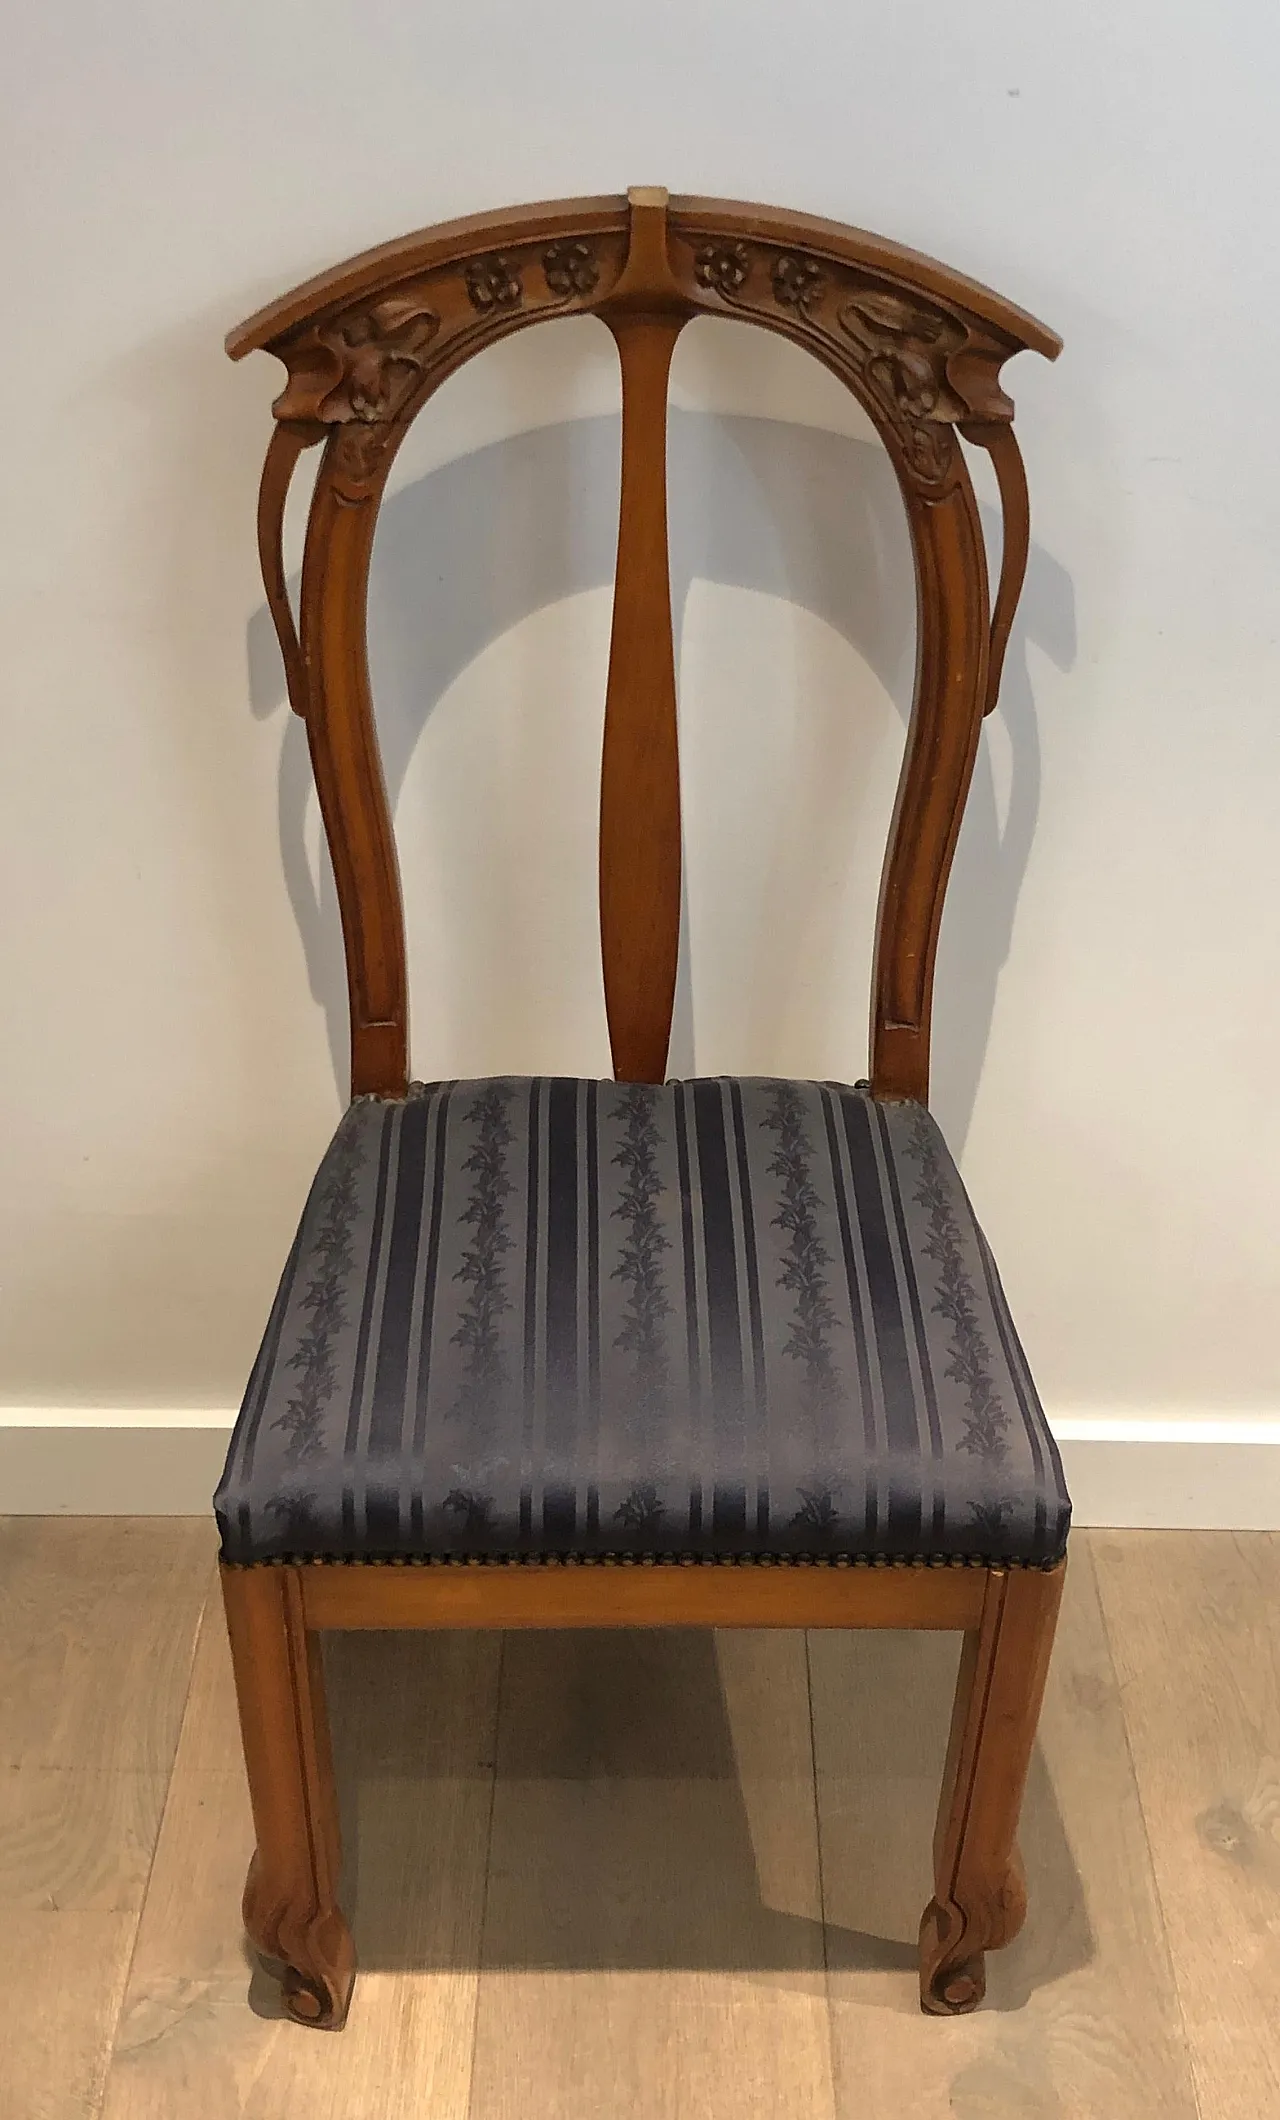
left=920, top=1560, right=1065, bottom=2015
left=220, top=1562, right=355, bottom=2029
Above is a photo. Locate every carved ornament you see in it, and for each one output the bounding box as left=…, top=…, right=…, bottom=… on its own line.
left=465, top=254, right=523, bottom=311
left=271, top=296, right=440, bottom=427
left=675, top=231, right=1018, bottom=485
left=543, top=240, right=600, bottom=298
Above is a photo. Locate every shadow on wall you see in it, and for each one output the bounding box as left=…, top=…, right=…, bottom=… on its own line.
left=247, top=411, right=1075, bottom=1151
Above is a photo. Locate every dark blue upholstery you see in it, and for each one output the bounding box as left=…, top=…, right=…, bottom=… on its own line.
left=215, top=1079, right=1070, bottom=1566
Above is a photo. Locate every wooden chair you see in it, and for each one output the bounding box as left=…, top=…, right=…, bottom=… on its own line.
left=217, top=187, right=1068, bottom=2029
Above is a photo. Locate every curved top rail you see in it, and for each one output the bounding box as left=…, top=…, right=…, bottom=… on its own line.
left=226, top=195, right=631, bottom=358
left=227, top=190, right=1060, bottom=367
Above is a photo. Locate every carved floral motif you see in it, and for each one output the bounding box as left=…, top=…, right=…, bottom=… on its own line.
left=465, top=254, right=523, bottom=311
left=543, top=240, right=599, bottom=298
left=836, top=285, right=966, bottom=480
left=694, top=241, right=751, bottom=298
left=272, top=296, right=440, bottom=428
left=331, top=423, right=393, bottom=484
left=669, top=236, right=1009, bottom=485
left=332, top=300, right=439, bottom=418
left=771, top=253, right=826, bottom=316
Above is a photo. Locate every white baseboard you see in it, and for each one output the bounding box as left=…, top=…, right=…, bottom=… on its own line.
left=0, top=1409, right=234, bottom=1515
left=2, top=1408, right=1279, bottom=1530
left=1050, top=1414, right=1280, bottom=1531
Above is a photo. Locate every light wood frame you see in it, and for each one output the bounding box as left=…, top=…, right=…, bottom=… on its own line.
left=222, top=186, right=1065, bottom=2029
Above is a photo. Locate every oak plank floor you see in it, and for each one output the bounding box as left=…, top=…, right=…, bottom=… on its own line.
left=99, top=1602, right=502, bottom=2120
left=1091, top=1530, right=1280, bottom=2120
left=5, top=1521, right=1280, bottom=2117
left=810, top=1538, right=1200, bottom=2119
left=0, top=1520, right=213, bottom=2120
left=2, top=1910, right=136, bottom=2120
left=466, top=1627, right=835, bottom=2120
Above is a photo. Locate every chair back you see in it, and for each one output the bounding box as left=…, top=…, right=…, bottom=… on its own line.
left=229, top=188, right=1059, bottom=1099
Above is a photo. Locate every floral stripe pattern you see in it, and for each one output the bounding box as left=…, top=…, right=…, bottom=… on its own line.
left=216, top=1079, right=1070, bottom=1567
left=274, top=1119, right=365, bottom=1467
left=762, top=1083, right=840, bottom=1404
left=760, top=1084, right=847, bottom=1537
left=610, top=1085, right=673, bottom=1536
left=905, top=1109, right=1010, bottom=1463
left=449, top=1084, right=514, bottom=1427
left=904, top=1107, right=1016, bottom=1536
left=611, top=1085, right=671, bottom=1409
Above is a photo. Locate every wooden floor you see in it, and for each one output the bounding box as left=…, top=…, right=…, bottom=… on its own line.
left=2, top=1523, right=1276, bottom=2119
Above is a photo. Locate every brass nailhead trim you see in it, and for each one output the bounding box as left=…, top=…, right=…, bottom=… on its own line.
left=241, top=1548, right=1062, bottom=1573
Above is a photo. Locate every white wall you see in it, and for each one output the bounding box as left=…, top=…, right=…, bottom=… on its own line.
left=3, top=1, right=1278, bottom=1456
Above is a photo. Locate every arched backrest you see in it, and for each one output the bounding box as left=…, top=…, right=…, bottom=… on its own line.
left=228, top=188, right=1060, bottom=1101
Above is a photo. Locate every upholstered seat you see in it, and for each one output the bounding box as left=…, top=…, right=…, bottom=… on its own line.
left=216, top=1077, right=1068, bottom=1568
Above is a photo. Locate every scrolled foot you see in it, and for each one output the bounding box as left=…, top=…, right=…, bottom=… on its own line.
left=243, top=1851, right=356, bottom=2030
left=919, top=1895, right=986, bottom=2014
left=282, top=1957, right=354, bottom=2031
left=919, top=1857, right=1026, bottom=2016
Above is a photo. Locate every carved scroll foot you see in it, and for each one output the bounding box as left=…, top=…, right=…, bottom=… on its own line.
left=919, top=1849, right=1027, bottom=2014
left=920, top=1566, right=1063, bottom=2017
left=222, top=1563, right=356, bottom=2031
left=243, top=1850, right=356, bottom=2029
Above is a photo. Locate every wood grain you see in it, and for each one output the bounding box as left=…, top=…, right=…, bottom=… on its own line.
left=256, top=420, right=320, bottom=721
left=921, top=1562, right=1063, bottom=2012
left=2, top=1910, right=136, bottom=2120
left=0, top=1520, right=210, bottom=1912
left=468, top=1627, right=835, bottom=2120
left=0, top=1522, right=211, bottom=2118
left=299, top=451, right=410, bottom=1097
left=867, top=470, right=990, bottom=1100
left=0, top=1766, right=169, bottom=1911
left=1093, top=1528, right=1280, bottom=2118
left=100, top=1600, right=502, bottom=2120
left=598, top=303, right=684, bottom=1084
left=0, top=1517, right=213, bottom=1772
left=221, top=1562, right=354, bottom=2027
left=301, top=1559, right=987, bottom=1632
left=809, top=1535, right=1200, bottom=2117
left=960, top=418, right=1032, bottom=717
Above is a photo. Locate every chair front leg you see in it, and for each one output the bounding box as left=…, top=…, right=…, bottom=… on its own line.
left=220, top=1562, right=355, bottom=2029
left=920, top=1560, right=1065, bottom=2014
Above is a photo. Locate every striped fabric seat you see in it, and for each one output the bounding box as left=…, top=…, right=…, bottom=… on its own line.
left=215, top=1078, right=1069, bottom=1567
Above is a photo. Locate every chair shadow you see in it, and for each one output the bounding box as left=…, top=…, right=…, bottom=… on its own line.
left=250, top=410, right=1075, bottom=1151
left=317, top=1625, right=1091, bottom=2002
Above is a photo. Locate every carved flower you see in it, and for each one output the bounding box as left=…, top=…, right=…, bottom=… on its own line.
left=339, top=312, right=430, bottom=419
left=771, top=253, right=826, bottom=317
left=870, top=346, right=940, bottom=419
left=296, top=297, right=439, bottom=426
left=543, top=240, right=599, bottom=299
left=465, top=254, right=523, bottom=311
left=694, top=242, right=751, bottom=299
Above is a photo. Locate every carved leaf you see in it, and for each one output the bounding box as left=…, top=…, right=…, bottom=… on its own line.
left=272, top=297, right=440, bottom=426
left=841, top=287, right=944, bottom=342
